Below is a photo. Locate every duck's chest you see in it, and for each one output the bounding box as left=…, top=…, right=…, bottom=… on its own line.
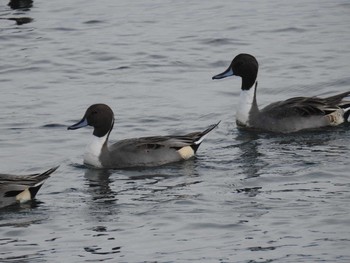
left=83, top=135, right=107, bottom=168
left=236, top=88, right=256, bottom=126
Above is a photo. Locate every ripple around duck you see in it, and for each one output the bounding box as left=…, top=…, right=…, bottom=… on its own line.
left=270, top=27, right=307, bottom=33
left=201, top=38, right=247, bottom=46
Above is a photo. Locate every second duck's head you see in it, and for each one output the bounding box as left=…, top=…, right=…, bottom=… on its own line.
left=212, top=53, right=259, bottom=90
left=68, top=104, right=114, bottom=137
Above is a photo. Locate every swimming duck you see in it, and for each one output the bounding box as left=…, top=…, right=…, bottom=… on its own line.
left=68, top=104, right=219, bottom=169
left=0, top=166, right=59, bottom=208
left=212, top=53, right=350, bottom=133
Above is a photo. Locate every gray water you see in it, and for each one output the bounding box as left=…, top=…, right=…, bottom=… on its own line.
left=1, top=0, right=350, bottom=262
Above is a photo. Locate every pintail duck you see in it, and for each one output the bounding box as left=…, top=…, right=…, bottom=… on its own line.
left=68, top=104, right=219, bottom=169
left=0, top=166, right=59, bottom=208
left=212, top=53, right=350, bottom=133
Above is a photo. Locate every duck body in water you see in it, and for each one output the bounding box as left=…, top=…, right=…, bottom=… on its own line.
left=68, top=104, right=219, bottom=169
left=212, top=53, right=350, bottom=133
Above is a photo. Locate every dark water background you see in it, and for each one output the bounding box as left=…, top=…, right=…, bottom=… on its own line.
left=1, top=0, right=350, bottom=262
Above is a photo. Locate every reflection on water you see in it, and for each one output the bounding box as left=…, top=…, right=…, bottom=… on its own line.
left=80, top=162, right=203, bottom=259
left=235, top=125, right=350, bottom=178
left=0, top=200, right=44, bottom=227
left=8, top=0, right=33, bottom=10
left=3, top=0, right=34, bottom=26
left=84, top=169, right=115, bottom=204
left=232, top=125, right=350, bottom=199
left=83, top=168, right=120, bottom=227
left=84, top=160, right=200, bottom=204
left=234, top=130, right=265, bottom=179
left=4, top=17, right=33, bottom=25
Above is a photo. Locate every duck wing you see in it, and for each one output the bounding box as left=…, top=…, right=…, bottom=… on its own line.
left=261, top=91, right=350, bottom=119
left=0, top=166, right=58, bottom=187
left=113, top=122, right=220, bottom=153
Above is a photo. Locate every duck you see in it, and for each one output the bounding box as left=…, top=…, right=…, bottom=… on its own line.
left=0, top=166, right=59, bottom=208
left=212, top=53, right=350, bottom=133
left=68, top=104, right=219, bottom=169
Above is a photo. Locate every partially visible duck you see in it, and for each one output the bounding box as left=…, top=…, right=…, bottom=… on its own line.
left=0, top=166, right=59, bottom=208
left=212, top=53, right=350, bottom=133
left=68, top=104, right=219, bottom=169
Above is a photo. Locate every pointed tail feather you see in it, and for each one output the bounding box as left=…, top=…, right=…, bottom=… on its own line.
left=20, top=166, right=59, bottom=202
left=192, top=121, right=220, bottom=152
left=4, top=166, right=59, bottom=199
left=324, top=91, right=350, bottom=105
left=36, top=166, right=60, bottom=181
left=24, top=165, right=60, bottom=185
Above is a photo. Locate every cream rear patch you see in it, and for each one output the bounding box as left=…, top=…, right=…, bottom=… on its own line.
left=177, top=146, right=195, bottom=160
left=16, top=188, right=31, bottom=203
left=326, top=110, right=344, bottom=126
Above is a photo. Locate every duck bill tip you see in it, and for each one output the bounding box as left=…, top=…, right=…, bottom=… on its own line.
left=212, top=74, right=224, bottom=80
left=212, top=67, right=234, bottom=80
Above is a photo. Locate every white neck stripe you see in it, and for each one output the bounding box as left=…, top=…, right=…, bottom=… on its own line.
left=83, top=133, right=108, bottom=168
left=236, top=82, right=256, bottom=126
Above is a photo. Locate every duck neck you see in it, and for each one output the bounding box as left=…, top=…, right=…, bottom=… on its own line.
left=84, top=119, right=114, bottom=168
left=236, top=81, right=259, bottom=126
left=84, top=133, right=108, bottom=168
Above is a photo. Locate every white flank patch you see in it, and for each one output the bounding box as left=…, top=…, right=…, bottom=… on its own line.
left=236, top=83, right=256, bottom=126
left=16, top=188, right=31, bottom=203
left=177, top=146, right=195, bottom=160
left=84, top=134, right=108, bottom=168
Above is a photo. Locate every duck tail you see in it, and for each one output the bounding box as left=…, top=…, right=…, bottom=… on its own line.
left=28, top=166, right=60, bottom=199
left=325, top=91, right=350, bottom=105
left=341, top=104, right=350, bottom=122
left=27, top=182, right=45, bottom=200
left=4, top=166, right=59, bottom=200
left=35, top=166, right=60, bottom=182
left=330, top=91, right=350, bottom=122
left=191, top=121, right=220, bottom=152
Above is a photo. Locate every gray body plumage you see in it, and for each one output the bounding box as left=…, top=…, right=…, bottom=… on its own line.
left=99, top=135, right=199, bottom=168
left=247, top=90, right=350, bottom=133
left=213, top=54, right=350, bottom=133
left=68, top=104, right=219, bottom=169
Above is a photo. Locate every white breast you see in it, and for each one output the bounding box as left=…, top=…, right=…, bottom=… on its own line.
left=236, top=84, right=256, bottom=126
left=84, top=134, right=108, bottom=168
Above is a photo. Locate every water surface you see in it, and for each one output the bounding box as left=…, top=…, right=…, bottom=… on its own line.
left=1, top=0, right=350, bottom=262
